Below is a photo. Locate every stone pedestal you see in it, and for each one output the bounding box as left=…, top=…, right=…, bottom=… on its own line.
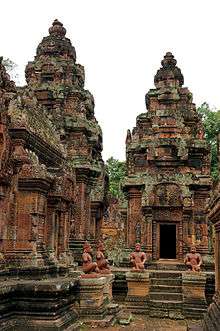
left=0, top=278, right=79, bottom=331
left=125, top=271, right=150, bottom=314
left=79, top=276, right=107, bottom=318
left=182, top=272, right=207, bottom=319
left=102, top=273, right=114, bottom=303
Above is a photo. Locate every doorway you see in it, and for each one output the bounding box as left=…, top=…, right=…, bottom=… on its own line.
left=160, top=224, right=176, bottom=259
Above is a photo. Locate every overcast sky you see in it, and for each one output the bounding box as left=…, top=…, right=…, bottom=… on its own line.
left=1, top=0, right=220, bottom=160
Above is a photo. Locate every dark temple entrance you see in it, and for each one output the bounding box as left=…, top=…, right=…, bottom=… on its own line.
left=160, top=224, right=176, bottom=259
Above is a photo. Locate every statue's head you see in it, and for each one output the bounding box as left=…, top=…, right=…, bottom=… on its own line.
left=190, top=246, right=196, bottom=254
left=83, top=241, right=92, bottom=253
left=135, top=243, right=141, bottom=252
left=97, top=241, right=105, bottom=252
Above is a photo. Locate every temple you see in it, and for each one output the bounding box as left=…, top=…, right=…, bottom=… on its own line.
left=0, top=21, right=219, bottom=330
left=0, top=19, right=107, bottom=271
left=123, top=52, right=212, bottom=262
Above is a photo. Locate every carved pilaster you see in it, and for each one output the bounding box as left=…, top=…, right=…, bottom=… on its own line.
left=126, top=185, right=144, bottom=247
left=182, top=209, right=192, bottom=254
left=75, top=168, right=90, bottom=240
left=152, top=220, right=157, bottom=260
left=143, top=207, right=153, bottom=258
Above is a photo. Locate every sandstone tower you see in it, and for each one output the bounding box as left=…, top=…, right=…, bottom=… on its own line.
left=0, top=20, right=107, bottom=269
left=123, top=52, right=212, bottom=261
left=25, top=19, right=107, bottom=246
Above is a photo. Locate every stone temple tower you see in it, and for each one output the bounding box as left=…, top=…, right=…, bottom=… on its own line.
left=123, top=52, right=212, bottom=262
left=25, top=19, right=107, bottom=245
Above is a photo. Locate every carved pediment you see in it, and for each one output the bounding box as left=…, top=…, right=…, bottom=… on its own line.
left=152, top=183, right=182, bottom=207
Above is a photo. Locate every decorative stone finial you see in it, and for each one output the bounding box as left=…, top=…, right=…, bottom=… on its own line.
left=161, top=52, right=177, bottom=68
left=154, top=52, right=184, bottom=87
left=36, top=19, right=76, bottom=60
left=49, top=19, right=66, bottom=38
left=126, top=129, right=132, bottom=144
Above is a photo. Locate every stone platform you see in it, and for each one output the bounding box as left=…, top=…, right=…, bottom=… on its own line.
left=0, top=277, right=79, bottom=331
left=93, top=315, right=190, bottom=331
left=125, top=271, right=150, bottom=314
left=79, top=274, right=119, bottom=327
left=113, top=267, right=214, bottom=321
left=182, top=272, right=207, bottom=320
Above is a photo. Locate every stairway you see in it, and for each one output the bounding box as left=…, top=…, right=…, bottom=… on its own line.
left=149, top=271, right=184, bottom=319
left=69, top=239, right=97, bottom=264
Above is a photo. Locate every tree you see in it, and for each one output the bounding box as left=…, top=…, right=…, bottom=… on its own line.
left=197, top=102, right=220, bottom=179
left=2, top=58, right=19, bottom=84
left=106, top=157, right=126, bottom=199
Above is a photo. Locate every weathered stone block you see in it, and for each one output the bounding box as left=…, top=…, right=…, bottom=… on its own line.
left=182, top=272, right=207, bottom=319
left=126, top=271, right=150, bottom=297
left=79, top=276, right=107, bottom=314
left=125, top=271, right=150, bottom=314
left=103, top=273, right=114, bottom=302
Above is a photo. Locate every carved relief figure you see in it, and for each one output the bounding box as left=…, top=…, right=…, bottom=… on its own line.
left=70, top=218, right=76, bottom=238
left=82, top=242, right=100, bottom=274
left=130, top=243, right=147, bottom=271
left=135, top=222, right=141, bottom=242
left=154, top=183, right=181, bottom=207
left=184, top=246, right=202, bottom=272
left=96, top=241, right=110, bottom=273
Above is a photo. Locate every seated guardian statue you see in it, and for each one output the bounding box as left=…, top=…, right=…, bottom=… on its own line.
left=184, top=246, right=202, bottom=272
left=82, top=242, right=100, bottom=274
left=96, top=241, right=111, bottom=274
left=130, top=242, right=147, bottom=271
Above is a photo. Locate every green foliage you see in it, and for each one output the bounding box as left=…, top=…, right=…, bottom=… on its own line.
left=198, top=102, right=220, bottom=179
left=106, top=157, right=126, bottom=199
left=2, top=58, right=19, bottom=84
left=2, top=58, right=17, bottom=72
left=104, top=237, right=127, bottom=267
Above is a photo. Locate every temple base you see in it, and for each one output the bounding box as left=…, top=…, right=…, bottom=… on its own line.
left=182, top=272, right=207, bottom=320
left=0, top=278, right=79, bottom=331
left=125, top=271, right=150, bottom=314
left=79, top=275, right=119, bottom=326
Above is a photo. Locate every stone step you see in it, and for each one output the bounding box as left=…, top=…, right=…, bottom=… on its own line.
left=187, top=322, right=203, bottom=331
left=150, top=284, right=182, bottom=293
left=149, top=307, right=184, bottom=320
left=150, top=291, right=183, bottom=301
left=106, top=303, right=120, bottom=315
left=147, top=262, right=186, bottom=271
left=150, top=272, right=182, bottom=279
left=69, top=241, right=97, bottom=245
left=149, top=299, right=182, bottom=309
left=81, top=314, right=115, bottom=328
left=150, top=278, right=182, bottom=286
left=183, top=306, right=207, bottom=320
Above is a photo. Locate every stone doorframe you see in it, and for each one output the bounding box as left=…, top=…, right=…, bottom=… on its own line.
left=156, top=221, right=178, bottom=260
left=152, top=218, right=183, bottom=261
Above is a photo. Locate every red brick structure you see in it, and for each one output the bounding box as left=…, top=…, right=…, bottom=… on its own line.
left=202, top=133, right=220, bottom=330
left=0, top=23, right=217, bottom=329
left=0, top=20, right=107, bottom=271
left=123, top=52, right=212, bottom=262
